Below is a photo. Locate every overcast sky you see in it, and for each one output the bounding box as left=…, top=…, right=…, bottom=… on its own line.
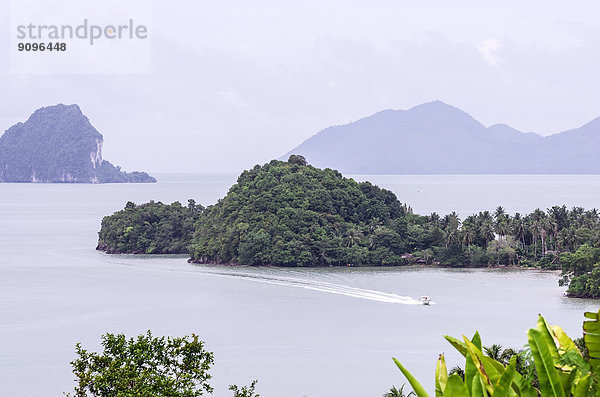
left=1, top=1, right=600, bottom=172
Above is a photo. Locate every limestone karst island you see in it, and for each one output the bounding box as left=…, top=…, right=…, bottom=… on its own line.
left=0, top=104, right=155, bottom=183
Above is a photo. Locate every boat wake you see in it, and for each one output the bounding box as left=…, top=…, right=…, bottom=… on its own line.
left=196, top=268, right=421, bottom=305
left=108, top=257, right=424, bottom=305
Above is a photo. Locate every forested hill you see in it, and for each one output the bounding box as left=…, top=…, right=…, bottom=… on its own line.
left=189, top=155, right=410, bottom=266
left=97, top=156, right=600, bottom=297
left=0, top=104, right=155, bottom=183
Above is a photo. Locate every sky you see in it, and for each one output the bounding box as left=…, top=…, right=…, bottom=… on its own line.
left=1, top=1, right=600, bottom=172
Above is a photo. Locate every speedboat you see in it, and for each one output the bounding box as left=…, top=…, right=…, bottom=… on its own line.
left=418, top=295, right=431, bottom=305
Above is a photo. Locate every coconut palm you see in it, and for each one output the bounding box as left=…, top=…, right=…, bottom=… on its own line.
left=545, top=216, right=558, bottom=252
left=494, top=205, right=506, bottom=220
left=459, top=226, right=475, bottom=250
left=583, top=208, right=600, bottom=229
left=483, top=343, right=503, bottom=361
left=448, top=365, right=465, bottom=381
left=512, top=213, right=526, bottom=250
left=344, top=227, right=363, bottom=248
left=429, top=212, right=441, bottom=227
left=530, top=209, right=546, bottom=259
left=443, top=211, right=460, bottom=230
left=444, top=227, right=458, bottom=249
left=479, top=220, right=495, bottom=249
left=383, top=384, right=415, bottom=397
left=571, top=206, right=585, bottom=227
left=479, top=210, right=493, bottom=224
left=495, top=220, right=510, bottom=243
left=483, top=344, right=521, bottom=366
left=559, top=226, right=579, bottom=252
left=548, top=205, right=569, bottom=230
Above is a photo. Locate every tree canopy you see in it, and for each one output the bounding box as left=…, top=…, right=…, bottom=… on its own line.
left=68, top=331, right=214, bottom=397
left=97, top=156, right=600, bottom=297
left=189, top=156, right=408, bottom=266
left=97, top=199, right=203, bottom=254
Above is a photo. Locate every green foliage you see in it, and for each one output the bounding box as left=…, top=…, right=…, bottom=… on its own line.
left=393, top=310, right=600, bottom=396
left=97, top=200, right=203, bottom=254
left=97, top=158, right=600, bottom=295
left=560, top=245, right=600, bottom=298
left=189, top=157, right=407, bottom=266
left=68, top=331, right=214, bottom=397
left=384, top=384, right=415, bottom=397
left=97, top=160, right=156, bottom=183
left=229, top=380, right=261, bottom=397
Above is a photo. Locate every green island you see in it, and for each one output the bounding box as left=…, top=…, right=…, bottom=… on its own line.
left=97, top=155, right=600, bottom=298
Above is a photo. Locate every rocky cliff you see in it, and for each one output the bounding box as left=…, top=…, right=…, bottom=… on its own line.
left=0, top=104, right=155, bottom=183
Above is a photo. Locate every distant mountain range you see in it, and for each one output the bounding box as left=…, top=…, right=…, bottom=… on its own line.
left=0, top=104, right=155, bottom=183
left=283, top=101, right=600, bottom=174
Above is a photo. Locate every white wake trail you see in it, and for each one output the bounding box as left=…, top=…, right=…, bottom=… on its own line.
left=199, top=270, right=421, bottom=305
left=111, top=258, right=424, bottom=305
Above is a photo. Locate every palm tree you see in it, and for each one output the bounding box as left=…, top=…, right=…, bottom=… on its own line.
left=512, top=213, right=526, bottom=250
left=344, top=227, right=363, bottom=248
left=530, top=209, right=546, bottom=259
left=443, top=211, right=460, bottom=230
left=479, top=210, right=493, bottom=224
left=460, top=225, right=476, bottom=255
left=583, top=208, right=600, bottom=229
left=429, top=212, right=441, bottom=228
left=444, top=227, right=458, bottom=249
left=495, top=220, right=510, bottom=243
left=494, top=205, right=506, bottom=220
left=443, top=212, right=460, bottom=249
left=383, top=384, right=415, bottom=397
left=448, top=365, right=465, bottom=381
left=546, top=216, right=558, bottom=252
left=479, top=220, right=495, bottom=249
left=559, top=226, right=578, bottom=252
left=548, top=205, right=568, bottom=230
left=368, top=217, right=382, bottom=232
left=571, top=206, right=585, bottom=227
left=484, top=344, right=503, bottom=361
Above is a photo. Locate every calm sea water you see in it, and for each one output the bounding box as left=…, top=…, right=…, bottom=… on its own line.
left=1, top=174, right=599, bottom=397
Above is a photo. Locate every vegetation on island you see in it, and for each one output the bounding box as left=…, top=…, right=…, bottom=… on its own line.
left=96, top=155, right=600, bottom=297
left=189, top=154, right=408, bottom=266
left=96, top=200, right=203, bottom=254
left=394, top=308, right=600, bottom=396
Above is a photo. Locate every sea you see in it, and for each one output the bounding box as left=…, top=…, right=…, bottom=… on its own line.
left=1, top=173, right=599, bottom=396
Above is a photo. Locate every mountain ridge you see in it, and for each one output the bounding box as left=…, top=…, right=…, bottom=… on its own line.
left=282, top=101, right=599, bottom=174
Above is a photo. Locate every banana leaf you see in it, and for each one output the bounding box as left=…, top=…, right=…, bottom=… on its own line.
left=492, top=356, right=517, bottom=397
left=445, top=333, right=482, bottom=391
left=551, top=325, right=581, bottom=356
left=446, top=334, right=535, bottom=397
left=393, top=357, right=430, bottom=397
left=583, top=309, right=600, bottom=370
left=444, top=374, right=469, bottom=396
left=572, top=373, right=591, bottom=397
left=527, top=328, right=565, bottom=397
left=464, top=337, right=494, bottom=395
left=471, top=373, right=487, bottom=397
left=536, top=315, right=561, bottom=363
left=435, top=354, right=448, bottom=397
